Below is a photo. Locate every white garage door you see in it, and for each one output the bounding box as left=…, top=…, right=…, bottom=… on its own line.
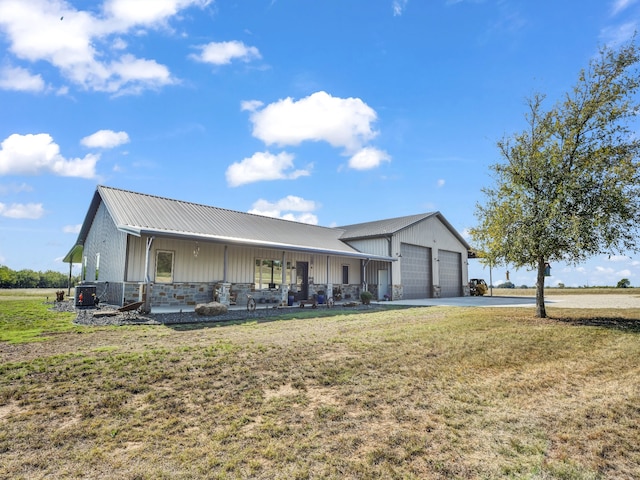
left=439, top=250, right=462, bottom=297
left=400, top=243, right=432, bottom=299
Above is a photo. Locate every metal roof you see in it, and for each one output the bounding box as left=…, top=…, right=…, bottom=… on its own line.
left=64, top=186, right=393, bottom=262
left=338, top=213, right=438, bottom=239
left=338, top=212, right=472, bottom=250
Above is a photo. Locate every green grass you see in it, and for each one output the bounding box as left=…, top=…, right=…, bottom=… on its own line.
left=1, top=291, right=639, bottom=479
left=0, top=299, right=78, bottom=343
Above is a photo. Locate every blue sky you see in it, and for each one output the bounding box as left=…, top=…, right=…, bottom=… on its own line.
left=0, top=0, right=638, bottom=288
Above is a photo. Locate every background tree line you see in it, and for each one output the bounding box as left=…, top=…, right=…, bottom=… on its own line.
left=0, top=265, right=79, bottom=289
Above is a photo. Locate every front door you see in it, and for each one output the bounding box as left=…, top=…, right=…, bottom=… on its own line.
left=296, top=262, right=309, bottom=300
left=378, top=269, right=389, bottom=300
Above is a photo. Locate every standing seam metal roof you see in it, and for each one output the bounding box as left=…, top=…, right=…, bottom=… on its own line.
left=337, top=213, right=438, bottom=239
left=64, top=186, right=392, bottom=261
left=338, top=212, right=472, bottom=250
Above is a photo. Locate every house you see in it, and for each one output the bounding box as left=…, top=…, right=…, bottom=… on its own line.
left=64, top=186, right=472, bottom=309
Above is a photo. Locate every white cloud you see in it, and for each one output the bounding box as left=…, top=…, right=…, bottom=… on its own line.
left=348, top=147, right=391, bottom=170
left=241, top=99, right=264, bottom=112
left=248, top=91, right=379, bottom=152
left=0, top=65, right=46, bottom=92
left=63, top=224, right=82, bottom=233
left=225, top=151, right=310, bottom=187
left=248, top=196, right=319, bottom=224
left=393, top=0, right=408, bottom=16
left=242, top=91, right=391, bottom=176
left=0, top=0, right=210, bottom=95
left=109, top=55, right=175, bottom=94
left=611, top=0, right=637, bottom=15
left=103, top=0, right=211, bottom=27
left=599, top=21, right=638, bottom=46
left=0, top=182, right=33, bottom=195
left=190, top=41, right=261, bottom=65
left=606, top=255, right=630, bottom=263
left=437, top=179, right=446, bottom=188
left=0, top=202, right=44, bottom=219
left=0, top=133, right=99, bottom=179
left=81, top=129, right=130, bottom=149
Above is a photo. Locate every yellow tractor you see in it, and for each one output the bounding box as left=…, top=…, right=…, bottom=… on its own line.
left=469, top=278, right=488, bottom=296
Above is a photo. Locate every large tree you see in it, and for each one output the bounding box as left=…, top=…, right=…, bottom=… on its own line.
left=471, top=40, right=640, bottom=318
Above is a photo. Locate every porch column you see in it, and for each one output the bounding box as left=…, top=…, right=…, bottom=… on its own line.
left=326, top=255, right=332, bottom=301
left=223, top=245, right=228, bottom=282
left=280, top=251, right=288, bottom=305
left=142, top=236, right=154, bottom=313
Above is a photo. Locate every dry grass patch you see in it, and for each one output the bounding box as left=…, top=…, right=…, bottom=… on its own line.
left=1, top=302, right=639, bottom=479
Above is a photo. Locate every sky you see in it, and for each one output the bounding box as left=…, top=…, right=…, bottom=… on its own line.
left=0, top=0, right=639, bottom=288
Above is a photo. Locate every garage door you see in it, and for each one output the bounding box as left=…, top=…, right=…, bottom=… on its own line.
left=400, top=243, right=432, bottom=299
left=439, top=250, right=462, bottom=297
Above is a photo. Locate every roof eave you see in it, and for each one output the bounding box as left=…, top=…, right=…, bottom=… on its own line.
left=133, top=228, right=395, bottom=262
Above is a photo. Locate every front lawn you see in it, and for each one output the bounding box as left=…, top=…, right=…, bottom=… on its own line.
left=1, top=298, right=639, bottom=478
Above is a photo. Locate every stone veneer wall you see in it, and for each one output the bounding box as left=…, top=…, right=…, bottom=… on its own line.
left=392, top=284, right=403, bottom=301
left=309, top=284, right=361, bottom=302
left=123, top=282, right=215, bottom=307
left=230, top=283, right=282, bottom=306
left=121, top=281, right=387, bottom=307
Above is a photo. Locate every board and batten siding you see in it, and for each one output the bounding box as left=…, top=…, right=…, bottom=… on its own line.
left=83, top=202, right=127, bottom=282
left=125, top=235, right=363, bottom=286
left=344, top=237, right=390, bottom=257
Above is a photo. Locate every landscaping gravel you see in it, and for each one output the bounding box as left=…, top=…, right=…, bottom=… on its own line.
left=54, top=300, right=388, bottom=327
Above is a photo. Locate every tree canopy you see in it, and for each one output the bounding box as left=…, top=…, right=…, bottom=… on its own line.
left=471, top=40, right=640, bottom=317
left=0, top=265, right=77, bottom=289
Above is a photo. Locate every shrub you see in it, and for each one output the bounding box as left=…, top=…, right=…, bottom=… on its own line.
left=360, top=291, right=373, bottom=305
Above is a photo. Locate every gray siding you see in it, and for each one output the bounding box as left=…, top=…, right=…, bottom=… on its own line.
left=345, top=238, right=390, bottom=257
left=83, top=202, right=127, bottom=282
left=124, top=235, right=363, bottom=287
left=392, top=216, right=468, bottom=292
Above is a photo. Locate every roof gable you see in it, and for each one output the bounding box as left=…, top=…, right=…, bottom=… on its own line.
left=338, top=213, right=436, bottom=239
left=338, top=212, right=471, bottom=250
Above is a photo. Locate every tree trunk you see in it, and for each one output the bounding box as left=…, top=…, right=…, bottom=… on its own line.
left=535, top=257, right=547, bottom=318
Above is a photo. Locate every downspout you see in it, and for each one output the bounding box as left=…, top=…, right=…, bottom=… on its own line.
left=362, top=258, right=370, bottom=292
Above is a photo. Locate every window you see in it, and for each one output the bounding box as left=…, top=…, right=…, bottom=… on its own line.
left=342, top=265, right=349, bottom=284
left=95, top=253, right=100, bottom=281
left=82, top=256, right=87, bottom=282
left=254, top=259, right=294, bottom=289
left=155, top=250, right=174, bottom=283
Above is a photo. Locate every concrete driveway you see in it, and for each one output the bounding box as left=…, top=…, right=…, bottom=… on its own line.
left=385, top=294, right=640, bottom=309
